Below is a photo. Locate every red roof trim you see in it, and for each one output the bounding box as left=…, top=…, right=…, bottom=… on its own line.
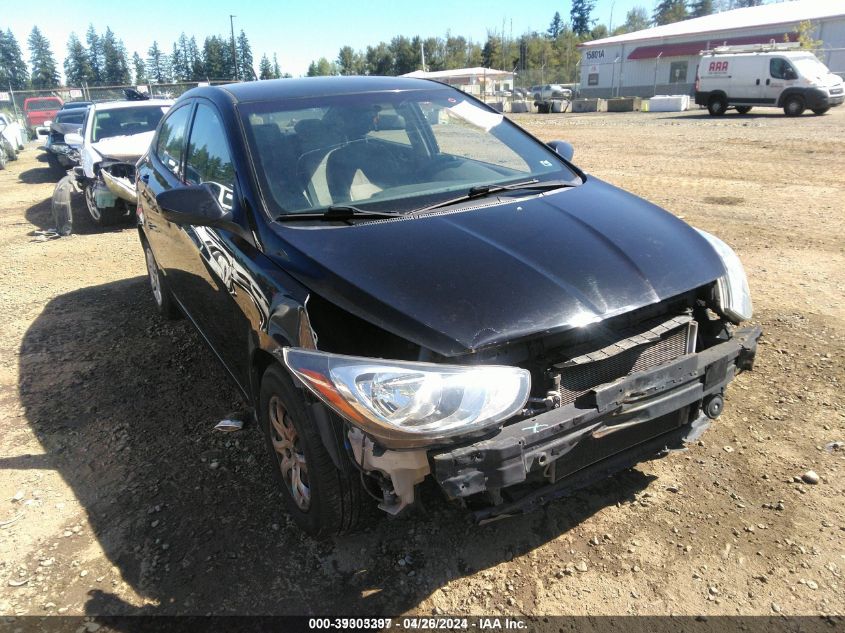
left=626, top=32, right=798, bottom=60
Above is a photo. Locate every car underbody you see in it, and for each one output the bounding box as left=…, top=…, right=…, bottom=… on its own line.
left=289, top=285, right=761, bottom=521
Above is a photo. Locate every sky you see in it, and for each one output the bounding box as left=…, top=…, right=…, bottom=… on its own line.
left=2, top=0, right=644, bottom=79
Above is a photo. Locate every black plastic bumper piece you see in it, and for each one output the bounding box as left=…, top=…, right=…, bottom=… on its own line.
left=430, top=325, right=761, bottom=506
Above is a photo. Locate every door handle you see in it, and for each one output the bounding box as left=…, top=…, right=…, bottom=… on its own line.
left=756, top=78, right=760, bottom=85
left=766, top=78, right=771, bottom=86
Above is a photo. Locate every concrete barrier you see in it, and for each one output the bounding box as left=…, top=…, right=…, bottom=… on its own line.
left=572, top=98, right=607, bottom=113
left=510, top=101, right=530, bottom=113
left=606, top=97, right=642, bottom=112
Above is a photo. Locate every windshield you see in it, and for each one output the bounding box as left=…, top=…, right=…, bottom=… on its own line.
left=792, top=55, right=831, bottom=79
left=25, top=98, right=62, bottom=112
left=92, top=105, right=167, bottom=142
left=241, top=88, right=580, bottom=216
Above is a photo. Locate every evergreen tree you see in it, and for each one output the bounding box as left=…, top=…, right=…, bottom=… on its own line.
left=272, top=53, right=281, bottom=79
left=64, top=33, right=93, bottom=86
left=547, top=12, right=564, bottom=39
left=570, top=0, right=595, bottom=36
left=236, top=30, right=254, bottom=80
left=653, top=0, right=688, bottom=26
left=0, top=29, right=29, bottom=90
left=28, top=26, right=60, bottom=88
left=337, top=46, right=365, bottom=75
left=482, top=34, right=502, bottom=69
left=188, top=37, right=203, bottom=80
left=613, top=7, right=650, bottom=35
left=689, top=0, right=714, bottom=18
left=170, top=42, right=188, bottom=81
left=589, top=24, right=609, bottom=40
left=258, top=54, right=273, bottom=79
left=85, top=25, right=103, bottom=85
left=390, top=36, right=417, bottom=75
left=102, top=28, right=130, bottom=84
left=132, top=52, right=147, bottom=84
left=147, top=41, right=170, bottom=83
left=202, top=36, right=229, bottom=80
left=365, top=43, right=394, bottom=75
left=306, top=57, right=335, bottom=76
left=733, top=0, right=763, bottom=7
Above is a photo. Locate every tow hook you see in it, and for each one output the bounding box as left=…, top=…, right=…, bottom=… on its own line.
left=703, top=393, right=724, bottom=419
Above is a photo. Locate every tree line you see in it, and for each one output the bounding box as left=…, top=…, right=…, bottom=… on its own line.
left=306, top=0, right=768, bottom=78
left=0, top=23, right=287, bottom=90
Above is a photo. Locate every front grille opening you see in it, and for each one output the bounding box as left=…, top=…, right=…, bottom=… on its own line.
left=550, top=315, right=694, bottom=408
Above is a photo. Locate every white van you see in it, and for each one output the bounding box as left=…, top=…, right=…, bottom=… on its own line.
left=695, top=43, right=844, bottom=116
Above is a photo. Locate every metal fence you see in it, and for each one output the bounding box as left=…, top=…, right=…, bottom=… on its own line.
left=0, top=80, right=238, bottom=119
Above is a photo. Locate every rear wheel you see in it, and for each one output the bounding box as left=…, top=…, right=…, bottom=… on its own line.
left=707, top=95, right=728, bottom=116
left=259, top=364, right=369, bottom=539
left=142, top=240, right=181, bottom=319
left=783, top=95, right=805, bottom=117
left=735, top=106, right=752, bottom=115
left=0, top=145, right=6, bottom=170
left=811, top=107, right=830, bottom=115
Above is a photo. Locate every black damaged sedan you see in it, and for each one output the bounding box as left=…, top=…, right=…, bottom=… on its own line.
left=136, top=77, right=760, bottom=537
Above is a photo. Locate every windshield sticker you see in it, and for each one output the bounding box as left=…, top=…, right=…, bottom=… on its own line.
left=448, top=100, right=504, bottom=132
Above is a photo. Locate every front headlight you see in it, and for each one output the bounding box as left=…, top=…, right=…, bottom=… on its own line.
left=695, top=229, right=753, bottom=322
left=282, top=348, right=531, bottom=448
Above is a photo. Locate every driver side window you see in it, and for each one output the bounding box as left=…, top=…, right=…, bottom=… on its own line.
left=770, top=58, right=796, bottom=80
left=185, top=103, right=236, bottom=211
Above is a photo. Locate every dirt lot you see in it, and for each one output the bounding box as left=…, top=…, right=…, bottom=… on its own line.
left=0, top=107, right=843, bottom=619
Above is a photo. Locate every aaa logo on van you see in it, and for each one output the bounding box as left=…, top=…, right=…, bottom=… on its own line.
left=708, top=61, right=729, bottom=73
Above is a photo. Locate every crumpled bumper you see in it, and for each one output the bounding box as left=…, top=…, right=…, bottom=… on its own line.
left=430, top=325, right=761, bottom=520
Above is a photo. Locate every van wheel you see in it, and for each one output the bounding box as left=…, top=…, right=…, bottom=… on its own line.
left=783, top=95, right=805, bottom=117
left=259, top=364, right=370, bottom=539
left=707, top=95, right=727, bottom=116
left=811, top=107, right=830, bottom=115
left=735, top=106, right=752, bottom=115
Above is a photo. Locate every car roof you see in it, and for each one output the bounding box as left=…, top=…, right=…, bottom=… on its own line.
left=90, top=99, right=173, bottom=111
left=183, top=76, right=448, bottom=105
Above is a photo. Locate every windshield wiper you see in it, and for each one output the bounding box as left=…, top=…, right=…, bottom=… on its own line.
left=409, top=179, right=575, bottom=215
left=276, top=205, right=403, bottom=222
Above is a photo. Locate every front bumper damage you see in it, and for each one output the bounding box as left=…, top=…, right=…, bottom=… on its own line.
left=425, top=324, right=761, bottom=521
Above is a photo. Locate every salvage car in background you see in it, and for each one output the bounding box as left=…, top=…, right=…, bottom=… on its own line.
left=137, top=77, right=760, bottom=538
left=66, top=99, right=171, bottom=224
left=45, top=106, right=88, bottom=168
left=23, top=95, right=63, bottom=138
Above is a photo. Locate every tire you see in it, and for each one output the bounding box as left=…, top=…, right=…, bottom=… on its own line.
left=783, top=95, right=805, bottom=117
left=811, top=107, right=830, bottom=115
left=1, top=139, right=17, bottom=161
left=0, top=146, right=6, bottom=170
left=259, top=364, right=369, bottom=539
left=84, top=184, right=125, bottom=225
left=735, top=106, right=752, bottom=115
left=707, top=95, right=728, bottom=116
left=142, top=239, right=181, bottom=319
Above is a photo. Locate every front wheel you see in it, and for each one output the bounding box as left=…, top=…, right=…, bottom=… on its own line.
left=735, top=106, right=752, bottom=115
left=260, top=364, right=369, bottom=539
left=707, top=95, right=728, bottom=116
left=783, top=95, right=805, bottom=117
left=84, top=184, right=126, bottom=225
left=811, top=107, right=830, bottom=115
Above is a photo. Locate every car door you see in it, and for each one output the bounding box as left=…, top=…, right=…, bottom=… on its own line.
left=138, top=101, right=195, bottom=281
left=164, top=99, right=260, bottom=389
left=762, top=57, right=798, bottom=105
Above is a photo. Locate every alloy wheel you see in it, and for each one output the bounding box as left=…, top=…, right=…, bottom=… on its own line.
left=269, top=395, right=311, bottom=511
left=85, top=186, right=102, bottom=221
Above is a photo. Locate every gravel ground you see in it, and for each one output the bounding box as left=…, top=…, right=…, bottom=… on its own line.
left=0, top=106, right=843, bottom=618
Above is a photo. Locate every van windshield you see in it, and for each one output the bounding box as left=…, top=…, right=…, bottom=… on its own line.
left=792, top=56, right=830, bottom=79
left=242, top=88, right=580, bottom=216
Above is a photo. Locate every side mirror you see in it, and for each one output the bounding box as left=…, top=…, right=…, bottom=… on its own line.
left=64, top=132, right=83, bottom=146
left=156, top=185, right=254, bottom=245
left=547, top=140, right=575, bottom=162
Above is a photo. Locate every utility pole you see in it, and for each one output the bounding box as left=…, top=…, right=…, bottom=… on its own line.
left=230, top=14, right=239, bottom=81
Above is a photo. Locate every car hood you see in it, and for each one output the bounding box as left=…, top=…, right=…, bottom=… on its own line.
left=270, top=177, right=727, bottom=356
left=91, top=131, right=155, bottom=162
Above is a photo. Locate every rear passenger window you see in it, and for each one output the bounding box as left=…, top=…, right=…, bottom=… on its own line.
left=185, top=103, right=236, bottom=210
left=155, top=105, right=192, bottom=179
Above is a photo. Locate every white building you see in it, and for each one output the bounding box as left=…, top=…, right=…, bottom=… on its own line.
left=402, top=67, right=514, bottom=96
left=579, top=0, right=845, bottom=98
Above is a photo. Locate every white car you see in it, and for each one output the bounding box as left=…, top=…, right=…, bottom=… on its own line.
left=65, top=99, right=172, bottom=224
left=695, top=43, right=845, bottom=116
left=0, top=113, right=26, bottom=166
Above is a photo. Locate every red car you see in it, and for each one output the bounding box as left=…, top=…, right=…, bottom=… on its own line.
left=23, top=96, right=63, bottom=135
